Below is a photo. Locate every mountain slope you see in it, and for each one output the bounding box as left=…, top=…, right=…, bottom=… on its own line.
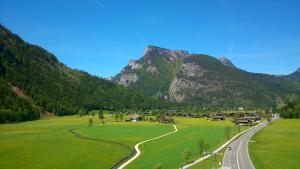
left=0, top=25, right=165, bottom=123
left=284, top=68, right=300, bottom=82
left=113, top=46, right=187, bottom=97
left=114, top=46, right=300, bottom=108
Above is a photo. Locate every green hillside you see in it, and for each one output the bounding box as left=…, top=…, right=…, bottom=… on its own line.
left=0, top=25, right=167, bottom=123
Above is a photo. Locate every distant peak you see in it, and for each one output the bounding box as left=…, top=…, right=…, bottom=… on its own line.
left=143, top=45, right=189, bottom=59
left=143, top=45, right=166, bottom=55
left=219, top=57, right=236, bottom=68
left=296, top=67, right=300, bottom=72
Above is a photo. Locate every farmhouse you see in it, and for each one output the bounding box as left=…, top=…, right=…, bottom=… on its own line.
left=244, top=115, right=261, bottom=122
left=177, top=112, right=186, bottom=117
left=212, top=114, right=225, bottom=120
left=126, top=115, right=142, bottom=122
left=186, top=113, right=195, bottom=118
left=237, top=119, right=252, bottom=125
left=237, top=114, right=261, bottom=125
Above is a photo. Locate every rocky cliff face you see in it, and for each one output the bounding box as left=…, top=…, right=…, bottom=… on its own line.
left=143, top=45, right=189, bottom=60
left=219, top=57, right=236, bottom=68
left=113, top=46, right=300, bottom=107
left=117, top=73, right=138, bottom=87
left=112, top=45, right=187, bottom=96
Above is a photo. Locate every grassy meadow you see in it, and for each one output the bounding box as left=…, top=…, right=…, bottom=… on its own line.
left=0, top=115, right=172, bottom=169
left=249, top=119, right=300, bottom=169
left=126, top=117, right=242, bottom=169
left=0, top=114, right=244, bottom=169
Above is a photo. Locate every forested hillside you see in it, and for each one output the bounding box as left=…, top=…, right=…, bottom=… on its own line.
left=0, top=25, right=168, bottom=123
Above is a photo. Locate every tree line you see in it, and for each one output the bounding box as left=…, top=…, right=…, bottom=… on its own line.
left=277, top=100, right=300, bottom=119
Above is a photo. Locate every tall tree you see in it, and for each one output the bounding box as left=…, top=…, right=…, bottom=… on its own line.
left=225, top=126, right=231, bottom=141
left=198, top=139, right=205, bottom=157
left=98, top=110, right=105, bottom=125
left=183, top=149, right=192, bottom=164
left=88, top=117, right=93, bottom=127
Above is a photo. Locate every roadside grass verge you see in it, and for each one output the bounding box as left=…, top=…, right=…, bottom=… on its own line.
left=189, top=147, right=226, bottom=169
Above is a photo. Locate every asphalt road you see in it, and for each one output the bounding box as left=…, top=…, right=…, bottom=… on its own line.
left=221, top=121, right=268, bottom=169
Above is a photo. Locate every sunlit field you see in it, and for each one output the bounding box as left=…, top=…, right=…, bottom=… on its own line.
left=126, top=117, right=243, bottom=169
left=0, top=115, right=172, bottom=169
left=0, top=114, right=248, bottom=169
left=249, top=119, right=300, bottom=169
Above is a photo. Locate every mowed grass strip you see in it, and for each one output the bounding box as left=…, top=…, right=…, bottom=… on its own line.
left=0, top=115, right=172, bottom=169
left=126, top=117, right=241, bottom=169
left=249, top=119, right=300, bottom=169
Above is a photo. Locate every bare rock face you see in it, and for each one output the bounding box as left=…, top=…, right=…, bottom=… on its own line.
left=169, top=77, right=205, bottom=102
left=147, top=65, right=159, bottom=74
left=128, top=60, right=143, bottom=69
left=179, top=63, right=207, bottom=77
left=168, top=77, right=187, bottom=102
left=144, top=45, right=189, bottom=60
left=117, top=73, right=138, bottom=87
left=219, top=57, right=236, bottom=68
left=169, top=50, right=190, bottom=60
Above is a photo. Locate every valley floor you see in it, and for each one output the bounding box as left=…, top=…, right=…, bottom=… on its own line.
left=0, top=115, right=245, bottom=169
left=249, top=119, right=300, bottom=169
left=0, top=115, right=172, bottom=169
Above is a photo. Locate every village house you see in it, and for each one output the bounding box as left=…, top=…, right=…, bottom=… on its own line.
left=212, top=114, right=225, bottom=120
left=237, top=114, right=261, bottom=125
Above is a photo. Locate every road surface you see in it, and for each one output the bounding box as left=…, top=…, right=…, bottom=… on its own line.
left=117, top=125, right=178, bottom=169
left=221, top=122, right=268, bottom=169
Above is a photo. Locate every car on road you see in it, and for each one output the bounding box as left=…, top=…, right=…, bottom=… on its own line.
left=228, top=146, right=232, bottom=150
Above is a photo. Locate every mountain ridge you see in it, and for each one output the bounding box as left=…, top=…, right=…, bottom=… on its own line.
left=113, top=45, right=300, bottom=108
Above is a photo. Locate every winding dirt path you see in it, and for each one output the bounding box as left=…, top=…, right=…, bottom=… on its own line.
left=117, top=125, right=178, bottom=169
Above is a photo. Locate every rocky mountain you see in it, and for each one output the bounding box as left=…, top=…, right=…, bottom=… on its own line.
left=0, top=25, right=167, bottom=123
left=113, top=46, right=188, bottom=97
left=113, top=46, right=300, bottom=108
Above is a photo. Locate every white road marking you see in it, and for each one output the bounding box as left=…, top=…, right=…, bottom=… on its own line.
left=236, top=138, right=242, bottom=169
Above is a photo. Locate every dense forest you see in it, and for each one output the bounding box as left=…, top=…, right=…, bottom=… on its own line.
left=0, top=24, right=172, bottom=123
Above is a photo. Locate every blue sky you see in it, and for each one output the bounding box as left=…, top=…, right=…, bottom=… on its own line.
left=1, top=0, right=300, bottom=78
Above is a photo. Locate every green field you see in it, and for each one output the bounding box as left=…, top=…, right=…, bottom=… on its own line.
left=126, top=117, right=241, bottom=169
left=0, top=115, right=172, bottom=169
left=249, top=119, right=300, bottom=169
left=0, top=115, right=242, bottom=169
